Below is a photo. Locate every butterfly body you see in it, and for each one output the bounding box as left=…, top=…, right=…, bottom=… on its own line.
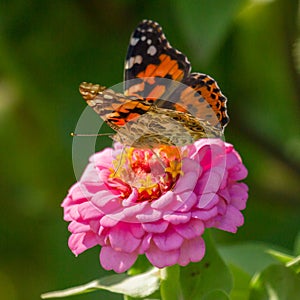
left=79, top=20, right=229, bottom=148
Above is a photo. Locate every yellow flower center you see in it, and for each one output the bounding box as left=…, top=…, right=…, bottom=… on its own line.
left=109, top=145, right=183, bottom=202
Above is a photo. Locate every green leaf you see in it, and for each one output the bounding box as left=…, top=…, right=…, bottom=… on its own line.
left=227, top=264, right=251, bottom=300
left=264, top=249, right=300, bottom=274
left=219, top=242, right=280, bottom=276
left=202, top=290, right=230, bottom=300
left=286, top=255, right=300, bottom=274
left=41, top=268, right=160, bottom=299
left=294, top=231, right=300, bottom=256
left=160, top=265, right=183, bottom=300
left=180, top=231, right=233, bottom=299
left=267, top=249, right=295, bottom=264
left=249, top=264, right=300, bottom=300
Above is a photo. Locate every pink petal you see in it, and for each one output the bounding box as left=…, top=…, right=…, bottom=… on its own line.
left=152, top=228, right=184, bottom=251
left=176, top=192, right=197, bottom=212
left=68, top=232, right=99, bottom=256
left=173, top=171, right=199, bottom=194
left=225, top=149, right=241, bottom=169
left=192, top=206, right=219, bottom=221
left=62, top=204, right=76, bottom=221
left=172, top=190, right=197, bottom=212
left=199, top=193, right=220, bottom=210
left=78, top=202, right=103, bottom=220
left=68, top=221, right=90, bottom=233
left=129, top=223, right=145, bottom=239
left=218, top=188, right=231, bottom=202
left=146, top=244, right=179, bottom=268
left=79, top=163, right=100, bottom=182
left=178, top=237, right=205, bottom=266
left=108, top=201, right=149, bottom=222
left=214, top=205, right=244, bottom=233
left=196, top=168, right=224, bottom=195
left=108, top=224, right=141, bottom=253
left=150, top=191, right=176, bottom=209
left=136, top=209, right=162, bottom=222
left=100, top=246, right=137, bottom=273
left=119, top=201, right=148, bottom=218
left=67, top=205, right=81, bottom=220
left=89, top=220, right=101, bottom=233
left=63, top=184, right=87, bottom=204
left=122, top=188, right=139, bottom=206
left=174, top=219, right=204, bottom=239
left=227, top=151, right=248, bottom=180
left=90, top=148, right=116, bottom=169
left=91, top=190, right=121, bottom=213
left=229, top=164, right=248, bottom=181
left=100, top=215, right=119, bottom=227
left=197, top=193, right=219, bottom=209
left=139, top=233, right=152, bottom=253
left=181, top=157, right=201, bottom=174
left=163, top=212, right=191, bottom=224
left=142, top=220, right=169, bottom=233
left=229, top=183, right=249, bottom=209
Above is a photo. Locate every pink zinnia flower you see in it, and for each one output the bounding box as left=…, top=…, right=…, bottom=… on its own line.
left=62, top=139, right=248, bottom=273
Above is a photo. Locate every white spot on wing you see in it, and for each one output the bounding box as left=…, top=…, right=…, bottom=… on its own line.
left=147, top=45, right=157, bottom=56
left=125, top=55, right=143, bottom=69
left=130, top=37, right=139, bottom=46
left=135, top=55, right=143, bottom=64
left=147, top=39, right=152, bottom=45
left=141, top=36, right=146, bottom=41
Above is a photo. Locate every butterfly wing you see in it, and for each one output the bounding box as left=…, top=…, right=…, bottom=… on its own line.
left=124, top=20, right=191, bottom=99
left=124, top=20, right=228, bottom=131
left=183, top=72, right=229, bottom=128
left=79, top=82, right=151, bottom=131
left=154, top=72, right=229, bottom=132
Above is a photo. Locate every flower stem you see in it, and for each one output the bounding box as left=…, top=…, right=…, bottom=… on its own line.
left=160, top=265, right=184, bottom=300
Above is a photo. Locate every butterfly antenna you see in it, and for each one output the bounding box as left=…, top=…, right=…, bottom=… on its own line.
left=111, top=146, right=126, bottom=177
left=71, top=132, right=112, bottom=137
left=150, top=148, right=167, bottom=171
left=111, top=134, right=127, bottom=176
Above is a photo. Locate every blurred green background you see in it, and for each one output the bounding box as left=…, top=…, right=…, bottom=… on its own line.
left=0, top=0, right=299, bottom=299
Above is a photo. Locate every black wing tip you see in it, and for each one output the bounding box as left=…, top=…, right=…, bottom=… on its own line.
left=136, top=19, right=162, bottom=31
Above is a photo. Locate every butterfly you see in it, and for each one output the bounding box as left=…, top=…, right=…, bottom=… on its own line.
left=79, top=20, right=229, bottom=148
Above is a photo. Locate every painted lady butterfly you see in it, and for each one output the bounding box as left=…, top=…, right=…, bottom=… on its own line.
left=79, top=20, right=229, bottom=148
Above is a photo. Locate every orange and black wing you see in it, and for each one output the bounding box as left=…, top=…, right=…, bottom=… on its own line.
left=155, top=72, right=229, bottom=131
left=124, top=20, right=191, bottom=100
left=79, top=82, right=151, bottom=130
